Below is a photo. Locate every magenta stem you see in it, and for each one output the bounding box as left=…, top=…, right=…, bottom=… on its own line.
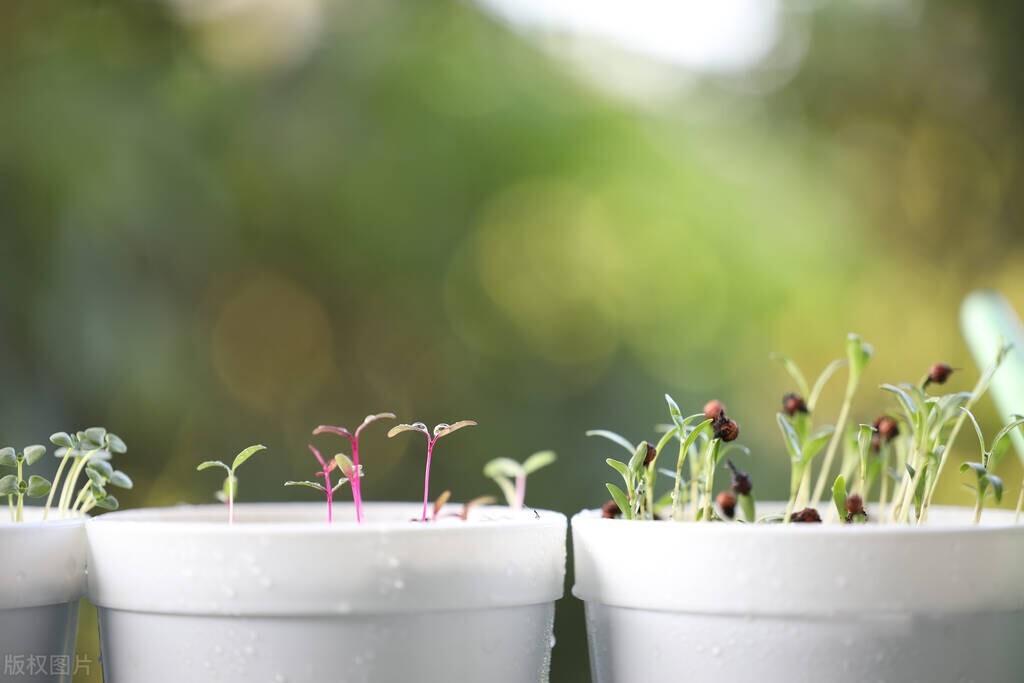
left=351, top=439, right=364, bottom=524
left=421, top=437, right=436, bottom=522
left=514, top=473, right=526, bottom=511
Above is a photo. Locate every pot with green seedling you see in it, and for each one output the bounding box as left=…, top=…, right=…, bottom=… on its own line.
left=0, top=428, right=130, bottom=683
left=87, top=416, right=567, bottom=683
left=573, top=330, right=1024, bottom=683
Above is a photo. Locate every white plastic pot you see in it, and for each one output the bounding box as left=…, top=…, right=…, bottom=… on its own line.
left=87, top=502, right=566, bottom=683
left=0, top=510, right=87, bottom=683
left=573, top=505, right=1024, bottom=683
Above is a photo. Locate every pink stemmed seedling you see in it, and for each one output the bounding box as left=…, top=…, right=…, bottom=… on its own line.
left=196, top=444, right=267, bottom=524
left=483, top=451, right=557, bottom=511
left=387, top=420, right=477, bottom=522
left=312, top=413, right=395, bottom=524
left=284, top=446, right=360, bottom=523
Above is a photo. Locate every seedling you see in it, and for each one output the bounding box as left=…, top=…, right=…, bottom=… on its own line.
left=592, top=394, right=743, bottom=522
left=958, top=408, right=1024, bottom=524
left=197, top=444, right=267, bottom=524
left=312, top=413, right=395, bottom=524
left=483, top=450, right=557, bottom=510
left=284, top=446, right=358, bottom=523
left=0, top=445, right=50, bottom=522
left=726, top=459, right=755, bottom=522
left=44, top=428, right=128, bottom=520
left=388, top=420, right=477, bottom=522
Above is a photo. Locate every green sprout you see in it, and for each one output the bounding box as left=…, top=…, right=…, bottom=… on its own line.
left=197, top=444, right=267, bottom=524
left=44, top=428, right=128, bottom=520
left=483, top=450, right=556, bottom=511
left=0, top=445, right=50, bottom=522
left=592, top=394, right=743, bottom=522
left=771, top=337, right=868, bottom=519
left=959, top=408, right=1024, bottom=524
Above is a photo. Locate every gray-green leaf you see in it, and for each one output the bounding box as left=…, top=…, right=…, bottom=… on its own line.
left=231, top=444, right=267, bottom=471
left=26, top=475, right=51, bottom=498
left=0, top=448, right=16, bottom=468
left=0, top=474, right=18, bottom=495
left=522, top=450, right=556, bottom=474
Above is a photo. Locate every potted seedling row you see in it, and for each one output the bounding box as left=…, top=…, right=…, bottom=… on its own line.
left=86, top=414, right=567, bottom=683
left=573, top=322, right=1024, bottom=683
left=0, top=428, right=130, bottom=683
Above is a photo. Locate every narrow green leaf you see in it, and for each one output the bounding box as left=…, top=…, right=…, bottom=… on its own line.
left=987, top=473, right=1004, bottom=502
left=881, top=384, right=919, bottom=420
left=585, top=430, right=636, bottom=455
left=960, top=408, right=987, bottom=457
left=196, top=460, right=230, bottom=473
left=627, top=441, right=649, bottom=473
left=802, top=426, right=836, bottom=464
left=605, top=458, right=631, bottom=485
left=846, top=333, right=873, bottom=378
left=776, top=413, right=802, bottom=462
left=231, top=444, right=267, bottom=471
left=770, top=353, right=810, bottom=398
left=522, top=450, right=557, bottom=475
left=284, top=480, right=327, bottom=492
left=605, top=483, right=630, bottom=519
left=808, top=358, right=846, bottom=412
left=832, top=474, right=848, bottom=522
left=989, top=416, right=1024, bottom=458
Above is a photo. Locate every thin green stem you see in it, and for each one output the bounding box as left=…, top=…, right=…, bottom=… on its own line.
left=972, top=496, right=983, bottom=525
left=43, top=451, right=73, bottom=521
left=810, top=396, right=853, bottom=508
left=671, top=438, right=689, bottom=521
left=700, top=440, right=720, bottom=522
left=16, top=460, right=24, bottom=523
left=59, top=448, right=100, bottom=514
left=784, top=462, right=806, bottom=524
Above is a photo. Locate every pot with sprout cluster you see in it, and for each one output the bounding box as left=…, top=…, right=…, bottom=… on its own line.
left=86, top=502, right=567, bottom=683
left=573, top=502, right=1024, bottom=683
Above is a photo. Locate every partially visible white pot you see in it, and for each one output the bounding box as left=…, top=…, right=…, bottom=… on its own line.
left=573, top=505, right=1024, bottom=683
left=87, top=502, right=566, bottom=683
left=0, top=510, right=86, bottom=683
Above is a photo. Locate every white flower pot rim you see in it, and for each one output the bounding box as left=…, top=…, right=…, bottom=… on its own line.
left=576, top=504, right=1023, bottom=535
left=572, top=504, right=1024, bottom=616
left=89, top=501, right=562, bottom=533
left=87, top=502, right=567, bottom=617
left=0, top=508, right=87, bottom=611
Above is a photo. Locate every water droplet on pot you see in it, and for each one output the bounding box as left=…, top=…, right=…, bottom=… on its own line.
left=386, top=556, right=400, bottom=568
left=549, top=635, right=557, bottom=648
left=710, top=646, right=721, bottom=657
left=335, top=601, right=352, bottom=614
left=393, top=579, right=405, bottom=589
left=274, top=675, right=287, bottom=683
left=259, top=576, right=273, bottom=589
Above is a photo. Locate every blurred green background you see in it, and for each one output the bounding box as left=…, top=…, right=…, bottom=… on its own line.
left=2, top=0, right=1024, bottom=680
